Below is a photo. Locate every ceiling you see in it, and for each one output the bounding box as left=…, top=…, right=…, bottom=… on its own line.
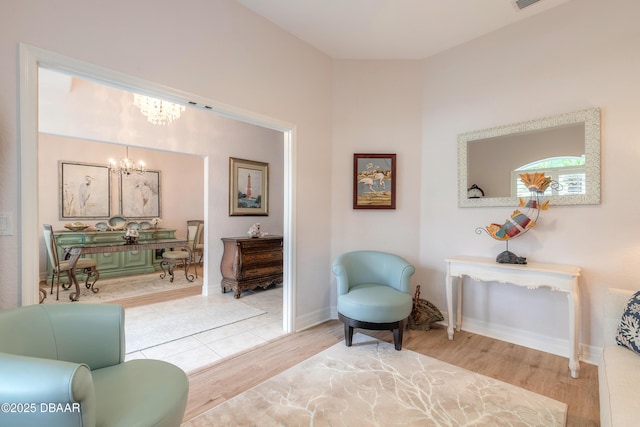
left=236, top=0, right=571, bottom=59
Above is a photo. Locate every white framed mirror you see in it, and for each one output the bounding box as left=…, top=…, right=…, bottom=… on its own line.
left=458, top=108, right=600, bottom=207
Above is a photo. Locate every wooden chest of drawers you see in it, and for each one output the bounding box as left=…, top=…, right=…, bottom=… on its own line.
left=220, top=236, right=283, bottom=298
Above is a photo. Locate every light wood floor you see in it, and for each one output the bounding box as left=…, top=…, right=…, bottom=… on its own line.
left=182, top=321, right=599, bottom=426
left=110, top=289, right=599, bottom=426
left=107, top=284, right=202, bottom=308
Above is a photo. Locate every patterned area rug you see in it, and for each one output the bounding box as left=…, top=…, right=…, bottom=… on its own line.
left=183, top=334, right=567, bottom=427
left=40, top=272, right=202, bottom=304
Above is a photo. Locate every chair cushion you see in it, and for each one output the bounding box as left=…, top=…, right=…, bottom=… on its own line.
left=58, top=258, right=97, bottom=272
left=599, top=345, right=640, bottom=427
left=338, top=284, right=412, bottom=324
left=92, top=359, right=188, bottom=427
left=163, top=250, right=190, bottom=260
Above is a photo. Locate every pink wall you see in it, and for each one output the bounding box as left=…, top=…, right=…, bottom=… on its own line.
left=35, top=73, right=285, bottom=292
left=38, top=134, right=207, bottom=274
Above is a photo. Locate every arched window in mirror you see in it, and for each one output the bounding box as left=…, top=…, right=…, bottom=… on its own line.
left=512, top=156, right=586, bottom=197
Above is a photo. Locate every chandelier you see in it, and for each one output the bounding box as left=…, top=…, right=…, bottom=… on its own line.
left=133, top=94, right=185, bottom=125
left=109, top=146, right=146, bottom=176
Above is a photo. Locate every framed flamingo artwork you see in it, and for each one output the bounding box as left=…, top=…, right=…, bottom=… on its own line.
left=353, top=153, right=396, bottom=210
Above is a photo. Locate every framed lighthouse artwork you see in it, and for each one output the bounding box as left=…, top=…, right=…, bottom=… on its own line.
left=229, top=157, right=269, bottom=216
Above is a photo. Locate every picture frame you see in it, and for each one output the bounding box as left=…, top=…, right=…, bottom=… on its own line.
left=59, top=161, right=111, bottom=219
left=119, top=170, right=162, bottom=218
left=229, top=157, right=269, bottom=216
left=353, top=153, right=396, bottom=210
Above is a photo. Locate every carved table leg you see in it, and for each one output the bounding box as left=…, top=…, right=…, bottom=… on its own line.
left=183, top=259, right=195, bottom=282
left=84, top=267, right=100, bottom=293
left=567, top=282, right=581, bottom=379
left=446, top=268, right=455, bottom=340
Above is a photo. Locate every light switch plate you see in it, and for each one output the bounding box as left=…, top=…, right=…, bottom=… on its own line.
left=0, top=212, right=14, bottom=236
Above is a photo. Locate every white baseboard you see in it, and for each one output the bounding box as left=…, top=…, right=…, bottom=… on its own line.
left=295, top=306, right=334, bottom=331
left=443, top=312, right=602, bottom=366
left=301, top=308, right=603, bottom=366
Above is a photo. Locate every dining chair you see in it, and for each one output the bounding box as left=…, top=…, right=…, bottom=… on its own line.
left=160, top=220, right=198, bottom=282
left=186, top=219, right=204, bottom=274
left=186, top=220, right=203, bottom=242
left=43, top=224, right=100, bottom=300
left=160, top=249, right=195, bottom=282
left=191, top=221, right=205, bottom=272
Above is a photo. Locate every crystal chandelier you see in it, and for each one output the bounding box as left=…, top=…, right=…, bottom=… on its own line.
left=133, top=94, right=185, bottom=125
left=109, top=146, right=146, bottom=176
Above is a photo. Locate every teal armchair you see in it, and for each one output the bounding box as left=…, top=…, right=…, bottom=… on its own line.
left=333, top=250, right=415, bottom=350
left=0, top=304, right=188, bottom=427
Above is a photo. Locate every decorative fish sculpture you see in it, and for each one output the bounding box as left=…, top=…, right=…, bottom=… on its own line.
left=519, top=197, right=549, bottom=210
left=478, top=172, right=553, bottom=243
left=485, top=209, right=536, bottom=240
left=519, top=172, right=552, bottom=193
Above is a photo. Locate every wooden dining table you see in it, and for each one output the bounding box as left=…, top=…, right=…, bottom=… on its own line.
left=63, top=239, right=192, bottom=301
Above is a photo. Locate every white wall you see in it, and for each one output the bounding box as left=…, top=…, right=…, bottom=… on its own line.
left=0, top=0, right=332, bottom=325
left=4, top=0, right=637, bottom=359
left=419, top=0, right=640, bottom=359
left=329, top=0, right=640, bottom=362
left=330, top=60, right=424, bottom=311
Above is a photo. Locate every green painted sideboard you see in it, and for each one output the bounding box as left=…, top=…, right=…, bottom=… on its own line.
left=48, top=228, right=177, bottom=280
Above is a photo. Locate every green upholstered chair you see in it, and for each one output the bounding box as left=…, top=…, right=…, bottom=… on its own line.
left=333, top=250, right=415, bottom=350
left=0, top=304, right=189, bottom=427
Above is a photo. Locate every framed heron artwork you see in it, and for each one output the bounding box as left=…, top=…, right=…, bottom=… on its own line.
left=59, top=161, right=111, bottom=220
left=353, top=153, right=396, bottom=210
left=120, top=170, right=162, bottom=218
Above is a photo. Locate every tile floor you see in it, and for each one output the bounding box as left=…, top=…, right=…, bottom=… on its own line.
left=124, top=285, right=284, bottom=373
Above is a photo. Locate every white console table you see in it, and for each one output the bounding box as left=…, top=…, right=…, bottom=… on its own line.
left=445, top=255, right=582, bottom=378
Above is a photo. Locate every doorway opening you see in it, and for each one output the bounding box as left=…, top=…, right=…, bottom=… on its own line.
left=19, top=44, right=296, bottom=336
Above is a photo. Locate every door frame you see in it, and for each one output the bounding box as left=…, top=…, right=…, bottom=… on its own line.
left=19, top=43, right=297, bottom=333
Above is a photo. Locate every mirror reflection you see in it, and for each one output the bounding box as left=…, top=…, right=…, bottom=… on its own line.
left=458, top=108, right=600, bottom=207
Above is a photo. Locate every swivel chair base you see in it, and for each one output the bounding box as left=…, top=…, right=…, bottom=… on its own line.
left=338, top=312, right=405, bottom=351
